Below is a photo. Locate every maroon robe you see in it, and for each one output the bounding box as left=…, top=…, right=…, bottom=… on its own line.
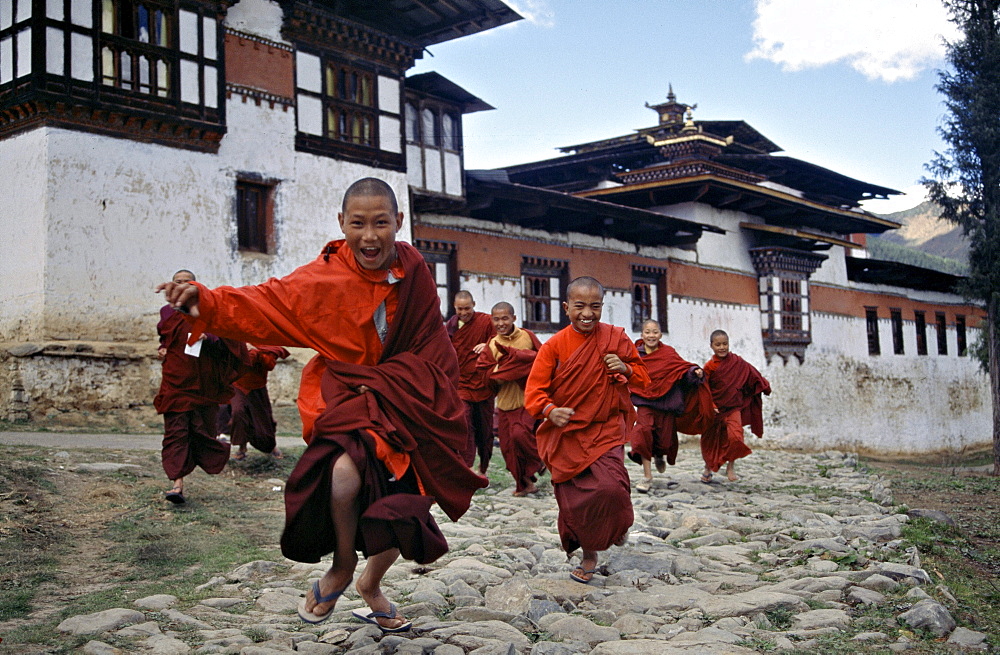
left=701, top=353, right=771, bottom=472
left=628, top=340, right=713, bottom=464
left=446, top=311, right=496, bottom=471
left=154, top=305, right=249, bottom=479
left=225, top=346, right=290, bottom=454
left=280, top=245, right=488, bottom=564
left=476, top=331, right=545, bottom=494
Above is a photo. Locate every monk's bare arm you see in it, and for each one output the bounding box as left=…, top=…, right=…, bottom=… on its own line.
left=156, top=281, right=200, bottom=316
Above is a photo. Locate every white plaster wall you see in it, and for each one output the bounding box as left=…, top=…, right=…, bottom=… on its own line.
left=225, top=0, right=286, bottom=42
left=40, top=93, right=410, bottom=342
left=662, top=297, right=764, bottom=366
left=0, top=129, right=47, bottom=340
left=810, top=245, right=849, bottom=286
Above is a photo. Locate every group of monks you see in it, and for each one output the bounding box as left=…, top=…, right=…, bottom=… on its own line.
left=153, top=177, right=771, bottom=632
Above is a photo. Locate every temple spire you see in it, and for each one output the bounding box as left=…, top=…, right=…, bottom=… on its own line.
left=645, top=85, right=696, bottom=127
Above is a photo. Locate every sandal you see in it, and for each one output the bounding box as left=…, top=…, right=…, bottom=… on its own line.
left=297, top=579, right=348, bottom=624
left=654, top=456, right=667, bottom=473
left=570, top=566, right=598, bottom=584
left=231, top=451, right=247, bottom=461
left=700, top=472, right=713, bottom=484
left=352, top=603, right=412, bottom=633
left=165, top=487, right=185, bottom=504
left=635, top=477, right=652, bottom=494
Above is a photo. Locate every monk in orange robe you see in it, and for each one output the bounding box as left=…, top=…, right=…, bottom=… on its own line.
left=525, top=277, right=649, bottom=584
left=700, top=329, right=771, bottom=484
left=628, top=319, right=713, bottom=493
left=476, top=301, right=544, bottom=496
left=157, top=178, right=486, bottom=633
left=446, top=291, right=496, bottom=473
left=155, top=268, right=252, bottom=505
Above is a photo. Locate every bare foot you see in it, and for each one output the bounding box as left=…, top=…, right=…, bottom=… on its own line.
left=570, top=553, right=599, bottom=583
left=271, top=447, right=284, bottom=459
left=513, top=483, right=538, bottom=497
left=726, top=462, right=739, bottom=482
left=355, top=568, right=407, bottom=631
left=304, top=564, right=354, bottom=617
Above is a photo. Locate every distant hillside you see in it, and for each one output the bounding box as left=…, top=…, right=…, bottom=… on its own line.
left=874, top=200, right=970, bottom=264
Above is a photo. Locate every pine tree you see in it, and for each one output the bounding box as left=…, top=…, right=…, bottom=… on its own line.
left=924, top=0, right=1000, bottom=474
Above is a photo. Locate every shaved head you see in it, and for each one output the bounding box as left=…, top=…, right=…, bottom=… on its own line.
left=172, top=269, right=196, bottom=282
left=642, top=319, right=660, bottom=331
left=710, top=329, right=728, bottom=342
left=454, top=290, right=474, bottom=303
left=566, top=276, right=605, bottom=299
left=491, top=301, right=515, bottom=314
left=342, top=177, right=399, bottom=216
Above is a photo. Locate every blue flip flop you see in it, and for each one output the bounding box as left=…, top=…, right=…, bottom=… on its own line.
left=352, top=603, right=412, bottom=633
left=297, top=579, right=347, bottom=624
left=570, top=566, right=598, bottom=584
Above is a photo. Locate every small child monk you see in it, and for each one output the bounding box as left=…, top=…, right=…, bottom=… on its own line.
left=154, top=269, right=250, bottom=504
left=224, top=345, right=291, bottom=461
left=628, top=319, right=713, bottom=493
left=700, top=329, right=771, bottom=483
left=476, top=301, right=544, bottom=496
left=525, top=276, right=649, bottom=584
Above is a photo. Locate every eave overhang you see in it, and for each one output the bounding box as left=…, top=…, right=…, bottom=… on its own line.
left=845, top=256, right=964, bottom=293
left=575, top=174, right=902, bottom=236
left=405, top=72, right=494, bottom=113
left=286, top=0, right=523, bottom=48
left=413, top=172, right=724, bottom=249
left=741, top=222, right=860, bottom=251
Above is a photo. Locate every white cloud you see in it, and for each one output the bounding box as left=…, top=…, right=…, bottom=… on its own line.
left=503, top=0, right=555, bottom=28
left=746, top=0, right=960, bottom=83
left=861, top=184, right=928, bottom=214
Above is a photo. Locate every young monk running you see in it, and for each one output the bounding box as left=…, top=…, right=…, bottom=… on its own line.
left=700, top=329, right=771, bottom=483
left=525, top=277, right=649, bottom=584
left=155, top=269, right=251, bottom=504
left=476, top=302, right=544, bottom=496
left=157, top=178, right=487, bottom=632
left=628, top=319, right=714, bottom=493
left=446, top=291, right=496, bottom=473
left=225, top=345, right=290, bottom=461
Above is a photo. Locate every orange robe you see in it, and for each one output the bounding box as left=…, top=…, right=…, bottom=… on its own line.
left=186, top=240, right=486, bottom=564
left=525, top=322, right=649, bottom=553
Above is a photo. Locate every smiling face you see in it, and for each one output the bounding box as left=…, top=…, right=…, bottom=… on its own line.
left=641, top=321, right=662, bottom=350
left=454, top=296, right=476, bottom=323
left=711, top=333, right=730, bottom=359
left=563, top=285, right=604, bottom=334
left=338, top=194, right=404, bottom=270
left=491, top=307, right=516, bottom=336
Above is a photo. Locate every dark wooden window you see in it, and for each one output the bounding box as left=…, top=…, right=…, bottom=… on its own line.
left=915, top=311, right=928, bottom=356
left=779, top=278, right=804, bottom=331
left=522, top=257, right=568, bottom=332
left=865, top=307, right=880, bottom=356
left=631, top=267, right=666, bottom=332
left=236, top=180, right=273, bottom=254
left=415, top=240, right=457, bottom=321
left=323, top=62, right=376, bottom=147
left=890, top=308, right=904, bottom=355
left=957, top=315, right=967, bottom=356
left=936, top=312, right=948, bottom=355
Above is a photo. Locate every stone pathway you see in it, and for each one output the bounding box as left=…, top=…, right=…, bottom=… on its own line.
left=59, top=450, right=989, bottom=654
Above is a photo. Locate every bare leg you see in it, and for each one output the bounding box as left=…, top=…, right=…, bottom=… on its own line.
left=356, top=548, right=408, bottom=630
left=303, top=453, right=361, bottom=617
left=642, top=458, right=653, bottom=481
left=726, top=461, right=739, bottom=482
left=168, top=477, right=183, bottom=493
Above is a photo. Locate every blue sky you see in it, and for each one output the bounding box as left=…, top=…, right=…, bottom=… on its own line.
left=411, top=0, right=958, bottom=214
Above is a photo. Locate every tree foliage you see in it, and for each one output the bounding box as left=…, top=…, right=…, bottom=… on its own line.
left=923, top=0, right=1000, bottom=302
left=923, top=0, right=1000, bottom=474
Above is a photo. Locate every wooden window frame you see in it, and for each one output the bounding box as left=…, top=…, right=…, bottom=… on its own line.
left=957, top=315, right=967, bottom=357
left=890, top=308, right=904, bottom=355
left=521, top=257, right=568, bottom=333
left=936, top=312, right=948, bottom=356
left=915, top=310, right=928, bottom=356
left=865, top=307, right=880, bottom=356
left=235, top=177, right=276, bottom=255
left=631, top=266, right=667, bottom=332
left=415, top=240, right=458, bottom=321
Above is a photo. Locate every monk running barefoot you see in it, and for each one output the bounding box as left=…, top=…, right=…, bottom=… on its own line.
left=627, top=319, right=713, bottom=493
left=157, top=178, right=487, bottom=631
left=525, top=277, right=649, bottom=584
left=446, top=291, right=496, bottom=473
left=154, top=269, right=252, bottom=504
left=476, top=302, right=544, bottom=496
left=700, top=330, right=771, bottom=483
